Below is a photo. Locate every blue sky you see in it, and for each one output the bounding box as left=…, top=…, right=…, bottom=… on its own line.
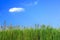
left=0, top=0, right=60, bottom=27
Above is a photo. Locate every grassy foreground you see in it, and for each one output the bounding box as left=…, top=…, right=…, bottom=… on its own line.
left=0, top=25, right=60, bottom=40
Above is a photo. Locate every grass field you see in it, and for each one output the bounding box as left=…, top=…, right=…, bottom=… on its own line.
left=0, top=24, right=60, bottom=40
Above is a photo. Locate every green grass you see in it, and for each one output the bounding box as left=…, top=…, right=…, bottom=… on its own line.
left=0, top=25, right=60, bottom=40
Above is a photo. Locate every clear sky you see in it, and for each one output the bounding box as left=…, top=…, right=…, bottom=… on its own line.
left=0, top=0, right=60, bottom=27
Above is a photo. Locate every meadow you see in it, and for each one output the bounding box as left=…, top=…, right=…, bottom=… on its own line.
left=0, top=24, right=60, bottom=40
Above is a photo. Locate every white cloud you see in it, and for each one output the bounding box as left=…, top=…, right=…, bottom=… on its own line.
left=9, top=7, right=25, bottom=13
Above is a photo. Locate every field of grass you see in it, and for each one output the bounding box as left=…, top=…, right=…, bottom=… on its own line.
left=0, top=24, right=60, bottom=40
